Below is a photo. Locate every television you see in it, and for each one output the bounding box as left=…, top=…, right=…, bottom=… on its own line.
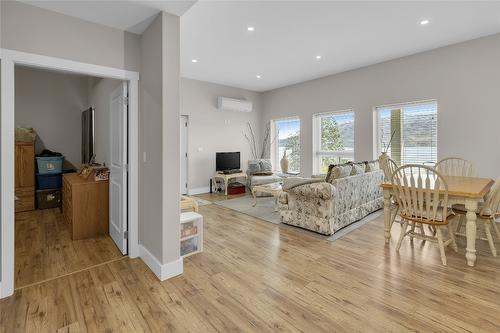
left=216, top=152, right=240, bottom=171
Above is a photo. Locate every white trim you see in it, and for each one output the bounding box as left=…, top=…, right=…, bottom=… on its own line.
left=139, top=245, right=183, bottom=281
left=0, top=48, right=140, bottom=298
left=188, top=187, right=210, bottom=195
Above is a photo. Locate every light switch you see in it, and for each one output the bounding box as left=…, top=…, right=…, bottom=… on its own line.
left=143, top=151, right=147, bottom=163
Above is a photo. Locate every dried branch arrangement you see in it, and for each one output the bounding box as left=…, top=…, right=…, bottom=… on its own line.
left=243, top=122, right=277, bottom=159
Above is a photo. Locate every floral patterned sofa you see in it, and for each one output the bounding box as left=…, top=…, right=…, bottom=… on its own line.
left=278, top=165, right=384, bottom=235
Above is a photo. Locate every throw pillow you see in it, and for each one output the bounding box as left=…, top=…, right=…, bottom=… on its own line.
left=365, top=160, right=380, bottom=172
left=331, top=164, right=352, bottom=181
left=351, top=163, right=365, bottom=175
left=247, top=160, right=262, bottom=175
left=259, top=159, right=273, bottom=172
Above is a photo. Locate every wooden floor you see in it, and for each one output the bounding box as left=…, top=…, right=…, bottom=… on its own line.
left=14, top=209, right=123, bottom=289
left=2, top=203, right=500, bottom=332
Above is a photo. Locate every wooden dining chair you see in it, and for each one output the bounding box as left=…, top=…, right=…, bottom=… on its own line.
left=435, top=157, right=476, bottom=177
left=453, top=178, right=500, bottom=256
left=391, top=164, right=458, bottom=265
left=381, top=157, right=401, bottom=228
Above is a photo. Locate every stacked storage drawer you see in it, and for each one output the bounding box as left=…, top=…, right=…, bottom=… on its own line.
left=35, top=156, right=64, bottom=209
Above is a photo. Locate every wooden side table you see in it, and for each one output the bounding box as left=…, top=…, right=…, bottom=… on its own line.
left=213, top=172, right=247, bottom=195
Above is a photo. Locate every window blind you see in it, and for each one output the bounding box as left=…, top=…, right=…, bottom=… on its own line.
left=376, top=101, right=437, bottom=165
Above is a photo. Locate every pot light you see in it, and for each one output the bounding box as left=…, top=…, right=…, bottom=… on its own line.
left=191, top=59, right=198, bottom=63
left=247, top=26, right=255, bottom=32
left=420, top=19, right=429, bottom=25
left=256, top=75, right=261, bottom=79
left=315, top=55, right=322, bottom=60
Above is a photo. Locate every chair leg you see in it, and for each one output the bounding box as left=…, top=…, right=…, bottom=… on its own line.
left=436, top=227, right=447, bottom=266
left=484, top=221, right=498, bottom=257
left=396, top=220, right=408, bottom=252
left=447, top=222, right=458, bottom=252
left=417, top=223, right=426, bottom=237
left=409, top=221, right=416, bottom=241
left=491, top=218, right=500, bottom=239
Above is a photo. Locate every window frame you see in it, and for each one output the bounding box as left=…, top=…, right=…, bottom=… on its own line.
left=373, top=99, right=439, bottom=165
left=270, top=116, right=301, bottom=173
left=312, top=109, right=355, bottom=174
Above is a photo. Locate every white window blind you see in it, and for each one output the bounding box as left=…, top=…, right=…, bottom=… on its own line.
left=271, top=117, right=301, bottom=173
left=376, top=101, right=437, bottom=165
left=313, top=111, right=355, bottom=174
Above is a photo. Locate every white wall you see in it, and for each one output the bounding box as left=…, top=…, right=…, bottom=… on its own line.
left=262, top=33, right=500, bottom=179
left=15, top=66, right=88, bottom=167
left=88, top=77, right=123, bottom=166
left=180, top=78, right=263, bottom=193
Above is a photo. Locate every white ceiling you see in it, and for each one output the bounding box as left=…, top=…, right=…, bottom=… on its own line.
left=181, top=1, right=500, bottom=92
left=20, top=0, right=197, bottom=34
left=19, top=1, right=500, bottom=92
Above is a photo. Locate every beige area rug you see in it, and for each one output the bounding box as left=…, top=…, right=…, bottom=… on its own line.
left=214, top=195, right=382, bottom=241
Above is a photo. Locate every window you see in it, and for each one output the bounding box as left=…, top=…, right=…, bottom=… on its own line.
left=375, top=100, right=437, bottom=165
left=313, top=110, right=355, bottom=174
left=271, top=117, right=300, bottom=173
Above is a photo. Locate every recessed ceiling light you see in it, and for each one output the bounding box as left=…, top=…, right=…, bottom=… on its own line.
left=247, top=26, right=255, bottom=32
left=256, top=75, right=261, bottom=79
left=315, top=55, right=322, bottom=60
left=191, top=59, right=198, bottom=63
left=420, top=19, right=429, bottom=25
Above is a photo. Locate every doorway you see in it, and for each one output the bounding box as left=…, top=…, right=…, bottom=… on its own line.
left=1, top=49, right=140, bottom=298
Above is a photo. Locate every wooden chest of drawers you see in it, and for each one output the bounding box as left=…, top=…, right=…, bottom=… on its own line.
left=62, top=173, right=109, bottom=240
left=15, top=142, right=35, bottom=212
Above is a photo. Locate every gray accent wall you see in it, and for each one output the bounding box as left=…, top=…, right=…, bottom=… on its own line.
left=15, top=66, right=88, bottom=167
left=180, top=78, right=263, bottom=193
left=262, top=33, right=500, bottom=179
left=1, top=1, right=140, bottom=71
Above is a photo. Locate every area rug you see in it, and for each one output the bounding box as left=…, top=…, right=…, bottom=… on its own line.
left=214, top=195, right=382, bottom=241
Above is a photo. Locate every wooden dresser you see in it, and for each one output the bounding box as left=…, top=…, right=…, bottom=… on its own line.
left=62, top=173, right=109, bottom=240
left=15, top=142, right=35, bottom=212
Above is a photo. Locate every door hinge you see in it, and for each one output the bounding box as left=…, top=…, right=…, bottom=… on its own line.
left=185, top=122, right=188, bottom=127
left=185, top=152, right=188, bottom=158
left=124, top=231, right=128, bottom=239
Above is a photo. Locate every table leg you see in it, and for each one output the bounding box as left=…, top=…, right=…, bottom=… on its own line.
left=465, top=199, right=478, bottom=266
left=274, top=195, right=278, bottom=212
left=224, top=178, right=228, bottom=196
left=383, top=189, right=391, bottom=244
left=252, top=188, right=257, bottom=207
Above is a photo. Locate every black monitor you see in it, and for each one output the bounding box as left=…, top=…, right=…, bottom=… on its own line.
left=216, top=152, right=240, bottom=171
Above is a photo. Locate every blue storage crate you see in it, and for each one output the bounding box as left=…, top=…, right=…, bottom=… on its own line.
left=36, top=156, right=64, bottom=174
left=36, top=173, right=62, bottom=190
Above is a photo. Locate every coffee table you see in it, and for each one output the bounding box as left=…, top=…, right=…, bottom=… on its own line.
left=251, top=182, right=283, bottom=211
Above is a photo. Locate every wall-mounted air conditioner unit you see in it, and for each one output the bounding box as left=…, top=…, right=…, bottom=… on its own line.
left=217, top=97, right=253, bottom=113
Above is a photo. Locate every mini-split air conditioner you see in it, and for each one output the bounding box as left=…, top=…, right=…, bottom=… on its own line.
left=217, top=97, right=253, bottom=113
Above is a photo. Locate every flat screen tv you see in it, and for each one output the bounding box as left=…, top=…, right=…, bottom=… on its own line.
left=216, top=152, right=240, bottom=171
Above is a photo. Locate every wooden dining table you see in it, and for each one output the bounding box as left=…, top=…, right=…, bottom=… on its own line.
left=382, top=175, right=494, bottom=266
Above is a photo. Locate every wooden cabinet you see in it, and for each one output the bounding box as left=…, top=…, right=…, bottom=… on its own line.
left=15, top=142, right=35, bottom=212
left=62, top=173, right=109, bottom=240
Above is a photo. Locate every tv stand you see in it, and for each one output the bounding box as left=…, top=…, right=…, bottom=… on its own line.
left=213, top=171, right=247, bottom=196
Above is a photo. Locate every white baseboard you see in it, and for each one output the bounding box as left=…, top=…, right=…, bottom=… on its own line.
left=139, top=245, right=183, bottom=281
left=188, top=186, right=210, bottom=195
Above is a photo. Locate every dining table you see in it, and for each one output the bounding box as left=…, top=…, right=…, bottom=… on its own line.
left=381, top=175, right=494, bottom=266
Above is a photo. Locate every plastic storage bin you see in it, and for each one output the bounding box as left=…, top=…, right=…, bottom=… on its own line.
left=36, top=156, right=64, bottom=174
left=36, top=189, right=62, bottom=209
left=36, top=173, right=62, bottom=190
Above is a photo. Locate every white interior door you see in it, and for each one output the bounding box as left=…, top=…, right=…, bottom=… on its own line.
left=109, top=82, right=128, bottom=254
left=180, top=115, right=188, bottom=195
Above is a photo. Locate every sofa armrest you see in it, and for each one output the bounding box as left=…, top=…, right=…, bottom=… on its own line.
left=286, top=182, right=335, bottom=200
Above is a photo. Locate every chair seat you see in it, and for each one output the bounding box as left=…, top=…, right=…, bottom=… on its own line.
left=401, top=206, right=453, bottom=224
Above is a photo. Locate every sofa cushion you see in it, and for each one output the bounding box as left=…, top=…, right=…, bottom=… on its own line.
left=330, top=164, right=352, bottom=181
left=247, top=160, right=262, bottom=175
left=249, top=174, right=282, bottom=187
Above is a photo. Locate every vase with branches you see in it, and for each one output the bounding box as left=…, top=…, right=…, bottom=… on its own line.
left=243, top=122, right=277, bottom=159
